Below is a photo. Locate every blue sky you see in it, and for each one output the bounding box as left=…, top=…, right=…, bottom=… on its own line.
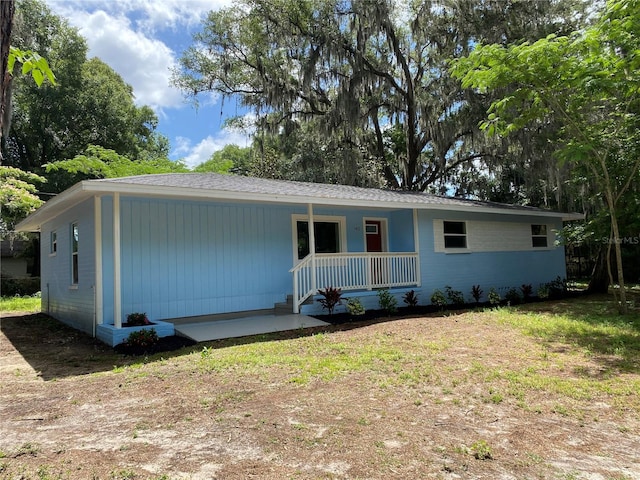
left=45, top=0, right=252, bottom=168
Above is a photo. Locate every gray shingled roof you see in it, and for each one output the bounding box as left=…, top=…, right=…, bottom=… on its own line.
left=99, top=173, right=547, bottom=213
left=16, top=173, right=582, bottom=232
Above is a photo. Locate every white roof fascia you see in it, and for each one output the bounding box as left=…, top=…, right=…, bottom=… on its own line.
left=16, top=180, right=583, bottom=232
left=15, top=183, right=94, bottom=232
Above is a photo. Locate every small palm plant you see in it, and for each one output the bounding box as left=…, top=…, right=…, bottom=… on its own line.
left=317, top=286, right=343, bottom=315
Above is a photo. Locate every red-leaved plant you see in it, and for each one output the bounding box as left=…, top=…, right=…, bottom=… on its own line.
left=317, top=286, right=343, bottom=315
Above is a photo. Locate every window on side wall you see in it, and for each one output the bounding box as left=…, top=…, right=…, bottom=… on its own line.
left=531, top=224, right=548, bottom=248
left=50, top=231, right=57, bottom=255
left=71, top=223, right=79, bottom=284
left=443, top=221, right=467, bottom=249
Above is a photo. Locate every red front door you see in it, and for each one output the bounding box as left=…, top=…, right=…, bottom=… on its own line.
left=365, top=220, right=383, bottom=252
left=365, top=220, right=386, bottom=286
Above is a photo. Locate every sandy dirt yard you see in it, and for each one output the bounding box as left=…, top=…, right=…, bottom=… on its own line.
left=1, top=300, right=639, bottom=479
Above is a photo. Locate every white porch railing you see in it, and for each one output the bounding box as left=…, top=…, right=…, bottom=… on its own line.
left=290, top=252, right=420, bottom=313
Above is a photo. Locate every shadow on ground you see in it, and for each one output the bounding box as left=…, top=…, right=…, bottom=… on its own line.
left=3, top=292, right=637, bottom=380
left=0, top=312, right=404, bottom=381
left=516, top=292, right=640, bottom=373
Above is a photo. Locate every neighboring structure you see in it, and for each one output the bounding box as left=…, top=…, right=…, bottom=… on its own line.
left=16, top=173, right=583, bottom=345
left=1, top=238, right=30, bottom=279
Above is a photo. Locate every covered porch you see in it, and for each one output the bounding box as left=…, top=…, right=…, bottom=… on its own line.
left=289, top=204, right=421, bottom=313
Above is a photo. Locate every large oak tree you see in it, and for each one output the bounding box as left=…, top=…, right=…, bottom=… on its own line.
left=175, top=0, right=585, bottom=190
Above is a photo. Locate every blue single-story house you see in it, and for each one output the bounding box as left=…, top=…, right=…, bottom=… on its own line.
left=16, top=173, right=582, bottom=345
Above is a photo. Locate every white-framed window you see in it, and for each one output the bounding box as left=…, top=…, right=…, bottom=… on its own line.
left=292, top=214, right=347, bottom=262
left=50, top=231, right=57, bottom=255
left=443, top=221, right=467, bottom=249
left=531, top=224, right=548, bottom=248
left=71, top=223, right=79, bottom=284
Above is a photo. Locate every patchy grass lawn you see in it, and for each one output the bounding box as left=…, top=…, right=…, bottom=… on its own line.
left=0, top=294, right=41, bottom=314
left=0, top=294, right=638, bottom=479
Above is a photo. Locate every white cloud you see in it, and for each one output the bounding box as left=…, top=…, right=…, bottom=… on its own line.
left=46, top=0, right=232, bottom=110
left=173, top=128, right=252, bottom=169
left=53, top=9, right=182, bottom=110
left=48, top=0, right=231, bottom=32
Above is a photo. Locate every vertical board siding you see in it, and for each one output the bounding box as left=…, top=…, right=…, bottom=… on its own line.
left=40, top=193, right=570, bottom=329
left=40, top=198, right=96, bottom=335
left=115, top=198, right=295, bottom=321
left=105, top=201, right=418, bottom=322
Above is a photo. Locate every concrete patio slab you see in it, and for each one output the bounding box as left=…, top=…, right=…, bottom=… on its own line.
left=173, top=314, right=329, bottom=342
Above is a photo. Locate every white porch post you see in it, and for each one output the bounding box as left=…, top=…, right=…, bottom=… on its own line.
left=413, top=209, right=421, bottom=286
left=307, top=203, right=316, bottom=293
left=94, top=196, right=103, bottom=327
left=113, top=193, right=122, bottom=328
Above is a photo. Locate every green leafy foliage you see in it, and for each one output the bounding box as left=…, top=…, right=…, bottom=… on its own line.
left=470, top=440, right=493, bottom=460
left=538, top=284, right=550, bottom=300
left=346, top=297, right=365, bottom=316
left=430, top=290, right=447, bottom=309
left=125, top=313, right=151, bottom=327
left=8, top=46, right=56, bottom=86
left=0, top=167, right=45, bottom=232
left=521, top=284, right=533, bottom=301
left=317, top=286, right=343, bottom=315
left=174, top=0, right=583, bottom=191
left=124, top=329, right=159, bottom=349
left=194, top=144, right=252, bottom=175
left=488, top=288, right=501, bottom=306
left=444, top=286, right=465, bottom=306
left=547, top=276, right=568, bottom=299
left=471, top=285, right=483, bottom=304
left=6, top=0, right=168, bottom=172
left=451, top=0, right=640, bottom=311
left=45, top=145, right=188, bottom=192
left=377, top=289, right=398, bottom=314
left=505, top=288, right=522, bottom=306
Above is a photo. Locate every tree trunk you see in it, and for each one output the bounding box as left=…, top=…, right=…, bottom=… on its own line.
left=1, top=0, right=15, bottom=164
left=587, top=247, right=609, bottom=294
left=601, top=175, right=627, bottom=313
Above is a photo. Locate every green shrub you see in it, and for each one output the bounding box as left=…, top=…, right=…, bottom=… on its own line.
left=0, top=276, right=40, bottom=296
left=547, top=276, right=567, bottom=299
left=126, top=312, right=150, bottom=326
left=430, top=289, right=447, bottom=308
left=505, top=288, right=521, bottom=305
left=488, top=288, right=501, bottom=306
left=346, top=297, right=365, bottom=316
left=377, top=289, right=397, bottom=314
left=538, top=283, right=550, bottom=299
left=444, top=285, right=465, bottom=305
left=124, top=329, right=158, bottom=348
